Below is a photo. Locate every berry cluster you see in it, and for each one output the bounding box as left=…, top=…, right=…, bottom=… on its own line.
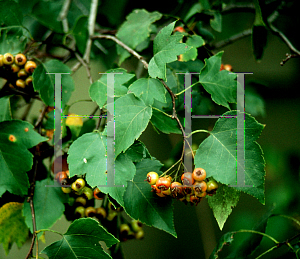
left=55, top=169, right=144, bottom=242
left=0, top=52, right=36, bottom=89
left=146, top=168, right=219, bottom=205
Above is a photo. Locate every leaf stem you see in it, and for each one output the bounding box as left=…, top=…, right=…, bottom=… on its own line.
left=152, top=107, right=173, bottom=118
left=176, top=82, right=199, bottom=96
left=237, top=229, right=279, bottom=244
left=186, top=129, right=210, bottom=139
left=35, top=229, right=63, bottom=236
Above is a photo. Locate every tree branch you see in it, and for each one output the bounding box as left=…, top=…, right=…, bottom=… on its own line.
left=58, top=0, right=71, bottom=33
left=91, top=34, right=149, bottom=69
left=83, top=0, right=99, bottom=63
left=210, top=28, right=252, bottom=49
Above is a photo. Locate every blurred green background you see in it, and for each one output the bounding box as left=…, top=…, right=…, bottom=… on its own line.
left=1, top=0, right=300, bottom=258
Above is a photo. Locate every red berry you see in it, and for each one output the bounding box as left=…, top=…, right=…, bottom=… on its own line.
left=181, top=172, right=194, bottom=186
left=192, top=168, right=206, bottom=182
left=146, top=171, right=159, bottom=185
left=193, top=181, right=207, bottom=196
left=174, top=26, right=185, bottom=33
left=151, top=184, right=160, bottom=193
left=190, top=194, right=202, bottom=205
left=156, top=177, right=171, bottom=191
left=93, top=187, right=105, bottom=200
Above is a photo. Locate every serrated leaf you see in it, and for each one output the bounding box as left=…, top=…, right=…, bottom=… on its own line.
left=32, top=60, right=75, bottom=108
left=71, top=15, right=88, bottom=55
left=114, top=93, right=152, bottom=156
left=150, top=108, right=181, bottom=134
left=100, top=153, right=136, bottom=207
left=194, top=111, right=265, bottom=203
left=0, top=96, right=12, bottom=122
left=0, top=120, right=48, bottom=196
left=148, top=21, right=192, bottom=80
left=0, top=0, right=23, bottom=26
left=209, top=232, right=236, bottom=259
left=0, top=202, right=29, bottom=255
left=89, top=68, right=135, bottom=108
left=128, top=78, right=166, bottom=106
left=68, top=132, right=107, bottom=186
left=41, top=218, right=119, bottom=259
left=23, top=178, right=68, bottom=235
left=123, top=158, right=176, bottom=237
left=199, top=51, right=237, bottom=109
left=207, top=185, right=240, bottom=230
left=116, top=9, right=162, bottom=64
left=31, top=0, right=63, bottom=33
left=0, top=27, right=27, bottom=54
left=180, top=35, right=205, bottom=61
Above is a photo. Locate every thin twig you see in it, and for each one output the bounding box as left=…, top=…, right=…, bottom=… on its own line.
left=25, top=141, right=41, bottom=259
left=34, top=105, right=48, bottom=129
left=210, top=28, right=252, bottom=49
left=280, top=53, right=300, bottom=66
left=59, top=0, right=71, bottom=33
left=91, top=34, right=149, bottom=69
left=83, top=0, right=99, bottom=63
left=74, top=52, right=93, bottom=84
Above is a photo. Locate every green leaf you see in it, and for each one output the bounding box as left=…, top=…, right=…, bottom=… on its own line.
left=116, top=9, right=162, bottom=64
left=245, top=88, right=266, bottom=117
left=71, top=16, right=88, bottom=55
left=89, top=68, right=135, bottom=109
left=33, top=60, right=75, bottom=108
left=67, top=132, right=107, bottom=186
left=41, top=218, right=119, bottom=259
left=148, top=21, right=192, bottom=80
left=180, top=35, right=205, bottom=61
left=0, top=202, right=29, bottom=255
left=123, top=140, right=151, bottom=163
left=194, top=111, right=265, bottom=203
left=123, top=158, right=177, bottom=237
left=199, top=51, right=237, bottom=109
left=31, top=0, right=63, bottom=33
left=0, top=96, right=12, bottom=122
left=100, top=153, right=136, bottom=207
left=150, top=108, right=181, bottom=134
left=227, top=207, right=274, bottom=258
left=128, top=78, right=166, bottom=106
left=209, top=232, right=235, bottom=259
left=114, top=93, right=152, bottom=156
left=0, top=0, right=23, bottom=26
left=210, top=12, right=222, bottom=32
left=0, top=27, right=27, bottom=54
left=23, top=178, right=67, bottom=235
left=0, top=120, right=48, bottom=197
left=207, top=185, right=240, bottom=230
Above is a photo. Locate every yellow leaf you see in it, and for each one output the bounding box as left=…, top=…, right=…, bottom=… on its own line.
left=0, top=202, right=29, bottom=255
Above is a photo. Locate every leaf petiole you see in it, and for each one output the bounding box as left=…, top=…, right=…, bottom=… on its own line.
left=175, top=82, right=200, bottom=96
left=35, top=229, right=63, bottom=236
